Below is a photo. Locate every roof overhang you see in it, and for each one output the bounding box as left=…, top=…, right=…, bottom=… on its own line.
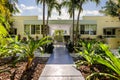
left=24, top=20, right=97, bottom=25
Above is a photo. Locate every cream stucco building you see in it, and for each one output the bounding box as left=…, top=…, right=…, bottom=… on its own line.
left=12, top=16, right=120, bottom=49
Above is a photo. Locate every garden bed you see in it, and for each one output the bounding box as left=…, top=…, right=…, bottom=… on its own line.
left=0, top=57, right=48, bottom=80
left=73, top=57, right=119, bottom=80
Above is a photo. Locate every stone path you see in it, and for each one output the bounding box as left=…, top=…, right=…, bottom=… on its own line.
left=39, top=43, right=85, bottom=80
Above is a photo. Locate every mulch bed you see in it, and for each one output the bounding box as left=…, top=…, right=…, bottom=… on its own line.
left=73, top=57, right=118, bottom=80
left=0, top=57, right=48, bottom=80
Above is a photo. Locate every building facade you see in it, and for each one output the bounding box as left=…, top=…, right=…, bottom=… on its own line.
left=12, top=16, right=120, bottom=49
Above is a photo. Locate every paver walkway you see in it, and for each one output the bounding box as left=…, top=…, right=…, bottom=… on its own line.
left=39, top=43, right=85, bottom=80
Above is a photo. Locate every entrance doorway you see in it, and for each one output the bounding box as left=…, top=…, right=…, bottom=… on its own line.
left=53, top=30, right=64, bottom=42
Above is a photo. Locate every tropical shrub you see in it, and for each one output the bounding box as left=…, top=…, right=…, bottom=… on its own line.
left=0, top=1, right=19, bottom=74
left=21, top=36, right=52, bottom=70
left=118, top=47, right=120, bottom=54
left=75, top=39, right=120, bottom=79
left=86, top=44, right=120, bottom=80
left=75, top=39, right=101, bottom=67
left=66, top=41, right=74, bottom=53
left=7, top=36, right=24, bottom=67
left=0, top=35, right=24, bottom=68
left=0, top=15, right=10, bottom=45
left=45, top=42, right=54, bottom=53
left=0, top=15, right=14, bottom=74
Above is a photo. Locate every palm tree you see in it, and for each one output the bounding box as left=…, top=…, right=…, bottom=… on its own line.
left=62, top=0, right=79, bottom=41
left=100, top=0, right=120, bottom=20
left=22, top=36, right=51, bottom=70
left=75, top=0, right=100, bottom=43
left=36, top=0, right=46, bottom=37
left=36, top=0, right=61, bottom=36
left=46, top=0, right=61, bottom=26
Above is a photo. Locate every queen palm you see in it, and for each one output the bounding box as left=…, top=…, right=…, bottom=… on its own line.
left=62, top=0, right=100, bottom=44
left=100, top=0, right=120, bottom=20
left=36, top=0, right=46, bottom=37
left=62, top=0, right=79, bottom=41
left=36, top=0, right=61, bottom=36
left=75, top=0, right=100, bottom=43
left=46, top=0, right=61, bottom=26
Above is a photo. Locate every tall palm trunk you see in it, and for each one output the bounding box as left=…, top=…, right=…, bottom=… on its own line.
left=46, top=11, right=50, bottom=36
left=76, top=6, right=82, bottom=44
left=46, top=11, right=49, bottom=26
left=119, top=13, right=120, bottom=21
left=72, top=0, right=75, bottom=42
left=43, top=0, right=45, bottom=37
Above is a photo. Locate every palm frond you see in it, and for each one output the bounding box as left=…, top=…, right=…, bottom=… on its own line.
left=86, top=72, right=120, bottom=80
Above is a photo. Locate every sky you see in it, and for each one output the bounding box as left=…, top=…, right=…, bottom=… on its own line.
left=15, top=0, right=107, bottom=20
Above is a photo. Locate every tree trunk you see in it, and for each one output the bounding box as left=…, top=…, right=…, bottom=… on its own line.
left=119, top=13, right=120, bottom=21
left=43, top=0, right=45, bottom=37
left=72, top=0, right=75, bottom=43
left=46, top=11, right=49, bottom=27
left=25, top=57, right=33, bottom=70
left=46, top=11, right=49, bottom=36
left=76, top=7, right=81, bottom=45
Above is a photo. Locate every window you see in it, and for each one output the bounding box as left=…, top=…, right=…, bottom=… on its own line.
left=31, top=25, right=40, bottom=34
left=35, top=25, right=40, bottom=34
left=31, top=25, right=35, bottom=34
left=104, top=28, right=115, bottom=35
left=89, top=25, right=96, bottom=35
left=24, top=24, right=40, bottom=35
left=85, top=25, right=89, bottom=34
left=80, top=25, right=85, bottom=34
left=80, top=24, right=97, bottom=35
left=24, top=24, right=30, bottom=35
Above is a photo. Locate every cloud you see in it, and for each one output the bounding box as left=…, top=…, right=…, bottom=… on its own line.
left=81, top=10, right=102, bottom=16
left=49, top=8, right=70, bottom=20
left=48, top=8, right=103, bottom=20
left=20, top=4, right=37, bottom=10
left=14, top=3, right=103, bottom=19
left=15, top=3, right=43, bottom=16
